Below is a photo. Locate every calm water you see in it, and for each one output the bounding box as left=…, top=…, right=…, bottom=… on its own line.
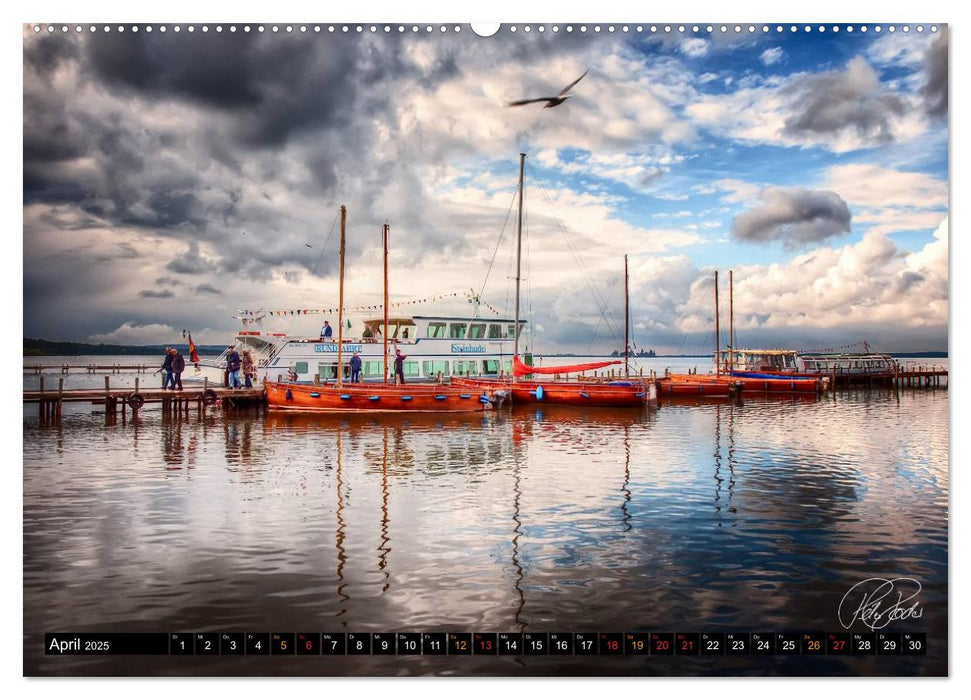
left=23, top=357, right=948, bottom=676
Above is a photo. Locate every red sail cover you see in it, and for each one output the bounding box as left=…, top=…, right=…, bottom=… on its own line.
left=512, top=356, right=621, bottom=377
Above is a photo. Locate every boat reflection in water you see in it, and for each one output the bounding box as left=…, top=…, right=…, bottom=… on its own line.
left=257, top=405, right=657, bottom=638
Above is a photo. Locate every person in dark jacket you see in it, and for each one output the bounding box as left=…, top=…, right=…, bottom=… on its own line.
left=350, top=352, right=362, bottom=383
left=242, top=350, right=256, bottom=388
left=171, top=349, right=186, bottom=391
left=393, top=346, right=406, bottom=385
left=226, top=347, right=242, bottom=389
left=161, top=347, right=174, bottom=389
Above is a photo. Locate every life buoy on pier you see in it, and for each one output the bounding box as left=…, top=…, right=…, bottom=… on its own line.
left=201, top=388, right=219, bottom=406
left=127, top=392, right=145, bottom=410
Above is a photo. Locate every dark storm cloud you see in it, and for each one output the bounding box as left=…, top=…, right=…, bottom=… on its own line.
left=195, top=283, right=221, bottom=295
left=22, top=28, right=434, bottom=283
left=166, top=242, right=215, bottom=274
left=783, top=57, right=906, bottom=144
left=921, top=29, right=948, bottom=118
left=139, top=289, right=175, bottom=299
left=80, top=29, right=408, bottom=147
left=731, top=188, right=851, bottom=249
left=23, top=32, right=79, bottom=77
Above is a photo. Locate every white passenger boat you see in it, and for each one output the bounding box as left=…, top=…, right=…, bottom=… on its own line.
left=206, top=312, right=526, bottom=384
left=718, top=348, right=896, bottom=378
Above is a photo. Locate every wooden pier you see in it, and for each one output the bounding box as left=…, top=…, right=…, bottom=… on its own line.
left=823, top=364, right=948, bottom=389
left=24, top=363, right=161, bottom=375
left=23, top=376, right=264, bottom=424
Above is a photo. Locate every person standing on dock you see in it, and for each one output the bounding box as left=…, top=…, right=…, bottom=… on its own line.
left=160, top=347, right=174, bottom=389
left=171, top=348, right=185, bottom=391
left=321, top=321, right=333, bottom=341
left=226, top=346, right=242, bottom=389
left=241, top=350, right=255, bottom=388
left=350, top=352, right=362, bottom=383
left=393, top=346, right=407, bottom=385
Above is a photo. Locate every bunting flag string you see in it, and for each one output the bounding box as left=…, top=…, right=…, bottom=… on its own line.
left=796, top=340, right=881, bottom=355
left=233, top=291, right=506, bottom=318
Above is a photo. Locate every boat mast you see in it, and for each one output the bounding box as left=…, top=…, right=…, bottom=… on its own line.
left=336, top=205, right=346, bottom=389
left=729, top=269, right=734, bottom=372
left=624, top=254, right=630, bottom=378
left=714, top=270, right=720, bottom=376
left=514, top=152, right=525, bottom=361
left=383, top=222, right=390, bottom=384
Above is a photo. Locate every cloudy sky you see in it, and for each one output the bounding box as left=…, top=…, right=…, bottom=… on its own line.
left=22, top=22, right=948, bottom=354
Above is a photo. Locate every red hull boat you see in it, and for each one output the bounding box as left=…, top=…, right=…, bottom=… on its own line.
left=656, top=375, right=740, bottom=398
left=265, top=380, right=492, bottom=413
left=451, top=376, right=656, bottom=408
left=727, top=374, right=823, bottom=393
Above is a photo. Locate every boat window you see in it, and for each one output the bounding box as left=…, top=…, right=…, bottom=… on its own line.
left=449, top=323, right=468, bottom=339
left=427, top=322, right=446, bottom=339
left=488, top=324, right=502, bottom=339
left=469, top=324, right=486, bottom=339
left=294, top=362, right=308, bottom=375
left=403, top=361, right=419, bottom=377
left=484, top=359, right=499, bottom=375
left=454, top=360, right=479, bottom=376
left=363, top=361, right=383, bottom=378
left=422, top=360, right=450, bottom=377
left=504, top=359, right=513, bottom=372
left=507, top=325, right=516, bottom=338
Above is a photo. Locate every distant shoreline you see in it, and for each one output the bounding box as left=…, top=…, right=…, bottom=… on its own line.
left=23, top=338, right=224, bottom=357
left=23, top=338, right=947, bottom=359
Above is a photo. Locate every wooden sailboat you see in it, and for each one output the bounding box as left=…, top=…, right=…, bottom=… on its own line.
left=657, top=270, right=742, bottom=398
left=659, top=271, right=821, bottom=395
left=265, top=207, right=492, bottom=413
left=719, top=270, right=824, bottom=393
left=452, top=153, right=657, bottom=409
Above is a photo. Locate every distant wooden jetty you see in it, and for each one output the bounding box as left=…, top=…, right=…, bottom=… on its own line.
left=892, top=365, right=948, bottom=389
left=23, top=375, right=263, bottom=424
left=24, top=363, right=157, bottom=375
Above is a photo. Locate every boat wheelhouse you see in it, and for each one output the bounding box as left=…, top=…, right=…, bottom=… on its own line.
left=797, top=352, right=896, bottom=377
left=218, top=314, right=527, bottom=384
left=717, top=348, right=895, bottom=379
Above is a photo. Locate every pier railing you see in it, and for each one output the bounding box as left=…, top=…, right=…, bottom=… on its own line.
left=24, top=363, right=157, bottom=375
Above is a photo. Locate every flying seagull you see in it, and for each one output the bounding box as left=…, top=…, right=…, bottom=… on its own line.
left=506, top=69, right=589, bottom=109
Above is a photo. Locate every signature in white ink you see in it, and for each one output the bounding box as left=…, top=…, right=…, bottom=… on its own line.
left=837, top=578, right=924, bottom=630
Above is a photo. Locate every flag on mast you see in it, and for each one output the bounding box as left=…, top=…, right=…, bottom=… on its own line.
left=187, top=332, right=200, bottom=364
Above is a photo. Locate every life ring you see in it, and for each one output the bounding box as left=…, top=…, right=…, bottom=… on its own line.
left=201, top=388, right=219, bottom=406
left=127, top=392, right=145, bottom=410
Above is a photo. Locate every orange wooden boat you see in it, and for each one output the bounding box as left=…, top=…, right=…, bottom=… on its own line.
left=451, top=375, right=656, bottom=408
left=669, top=372, right=821, bottom=394
left=726, top=373, right=822, bottom=393
left=656, top=375, right=740, bottom=398
left=265, top=380, right=491, bottom=413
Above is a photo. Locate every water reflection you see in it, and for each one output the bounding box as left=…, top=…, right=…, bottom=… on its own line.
left=335, top=430, right=349, bottom=624
left=23, top=391, right=947, bottom=676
